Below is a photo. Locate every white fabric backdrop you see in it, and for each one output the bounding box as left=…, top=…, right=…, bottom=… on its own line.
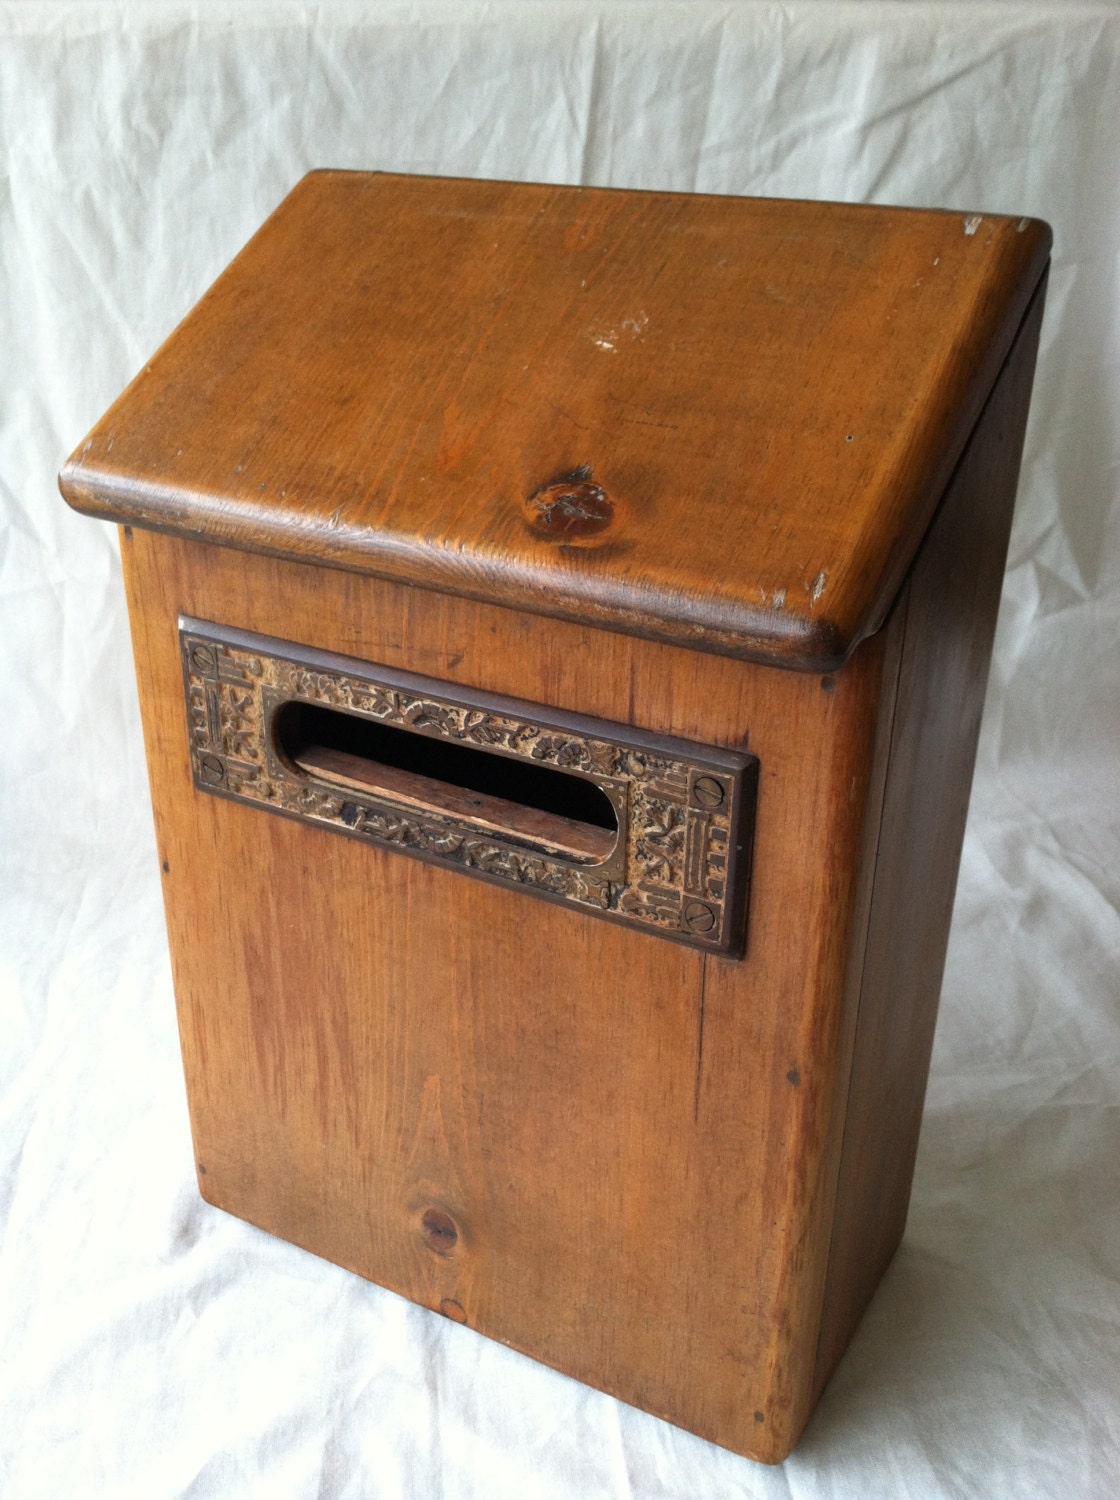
left=2, top=3, right=1118, bottom=1496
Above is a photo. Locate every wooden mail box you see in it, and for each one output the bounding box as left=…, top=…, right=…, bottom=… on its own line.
left=60, top=172, right=1049, bottom=1462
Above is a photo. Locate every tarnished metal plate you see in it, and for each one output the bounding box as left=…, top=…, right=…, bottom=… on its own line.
left=179, top=618, right=757, bottom=956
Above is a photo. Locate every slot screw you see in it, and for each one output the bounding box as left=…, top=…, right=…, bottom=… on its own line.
left=683, top=900, right=717, bottom=933
left=199, top=754, right=225, bottom=784
left=692, top=776, right=725, bottom=808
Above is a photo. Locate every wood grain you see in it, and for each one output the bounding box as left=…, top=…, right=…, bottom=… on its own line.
left=78, top=175, right=1050, bottom=1462
left=120, top=525, right=894, bottom=1463
left=811, top=275, right=1048, bottom=1401
left=63, top=171, right=1050, bottom=670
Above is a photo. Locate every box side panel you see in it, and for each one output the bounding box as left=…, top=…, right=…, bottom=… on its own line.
left=119, top=527, right=893, bottom=1462
left=812, top=277, right=1048, bottom=1399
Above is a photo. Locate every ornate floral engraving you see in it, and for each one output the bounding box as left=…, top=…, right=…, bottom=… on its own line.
left=180, top=622, right=753, bottom=953
left=634, top=796, right=688, bottom=883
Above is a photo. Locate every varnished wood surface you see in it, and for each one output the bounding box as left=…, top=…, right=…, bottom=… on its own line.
left=118, top=264, right=1043, bottom=1456
left=66, top=171, right=1050, bottom=670
left=121, top=526, right=896, bottom=1463
left=811, top=276, right=1048, bottom=1400
left=87, top=178, right=1050, bottom=1461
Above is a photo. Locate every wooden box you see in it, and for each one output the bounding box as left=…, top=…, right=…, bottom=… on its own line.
left=60, top=173, right=1049, bottom=1463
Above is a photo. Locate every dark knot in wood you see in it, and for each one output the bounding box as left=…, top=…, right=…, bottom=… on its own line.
left=420, top=1206, right=459, bottom=1255
left=524, top=466, right=614, bottom=540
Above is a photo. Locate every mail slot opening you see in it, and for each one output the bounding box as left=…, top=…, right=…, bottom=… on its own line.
left=273, top=700, right=619, bottom=863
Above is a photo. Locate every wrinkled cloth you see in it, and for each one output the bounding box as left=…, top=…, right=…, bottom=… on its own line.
left=1, top=3, right=1118, bottom=1497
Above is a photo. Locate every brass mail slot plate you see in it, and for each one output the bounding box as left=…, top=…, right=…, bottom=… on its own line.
left=180, top=618, right=758, bottom=956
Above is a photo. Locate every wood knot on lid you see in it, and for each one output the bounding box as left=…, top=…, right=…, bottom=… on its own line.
left=523, top=465, right=615, bottom=543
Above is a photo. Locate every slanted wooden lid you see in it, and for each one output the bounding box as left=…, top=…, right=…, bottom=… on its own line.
left=60, top=171, right=1049, bottom=670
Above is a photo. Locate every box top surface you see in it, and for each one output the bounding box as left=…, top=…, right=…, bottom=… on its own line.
left=60, top=171, right=1049, bottom=670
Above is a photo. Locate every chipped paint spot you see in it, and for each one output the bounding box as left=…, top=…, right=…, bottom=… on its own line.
left=810, top=572, right=827, bottom=604
left=589, top=312, right=647, bottom=353
left=933, top=256, right=940, bottom=266
left=328, top=505, right=343, bottom=529
left=772, top=588, right=786, bottom=610
left=963, top=215, right=982, bottom=236
left=1017, top=217, right=1031, bottom=233
left=81, top=439, right=92, bottom=456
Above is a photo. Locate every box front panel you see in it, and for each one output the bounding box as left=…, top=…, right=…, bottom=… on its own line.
left=121, top=530, right=892, bottom=1461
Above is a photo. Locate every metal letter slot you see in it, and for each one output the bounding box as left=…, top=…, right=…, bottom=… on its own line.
left=180, top=618, right=758, bottom=956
